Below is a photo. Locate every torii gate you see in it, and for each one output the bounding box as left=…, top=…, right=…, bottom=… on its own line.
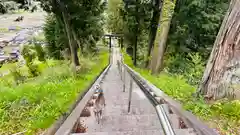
left=103, top=34, right=123, bottom=50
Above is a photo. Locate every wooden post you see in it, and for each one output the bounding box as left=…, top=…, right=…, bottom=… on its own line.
left=109, top=36, right=112, bottom=49
left=128, top=78, right=133, bottom=112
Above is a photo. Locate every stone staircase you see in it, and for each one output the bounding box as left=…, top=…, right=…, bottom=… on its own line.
left=72, top=128, right=195, bottom=135
left=70, top=47, right=196, bottom=135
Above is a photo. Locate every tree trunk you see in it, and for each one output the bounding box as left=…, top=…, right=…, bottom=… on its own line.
left=118, top=38, right=121, bottom=47
left=133, top=0, right=139, bottom=66
left=120, top=37, right=123, bottom=49
left=197, top=0, right=240, bottom=100
left=62, top=11, right=80, bottom=66
left=72, top=30, right=84, bottom=54
left=72, top=40, right=80, bottom=65
left=145, top=0, right=163, bottom=68
left=109, top=37, right=111, bottom=50
left=150, top=0, right=176, bottom=74
left=133, top=29, right=138, bottom=66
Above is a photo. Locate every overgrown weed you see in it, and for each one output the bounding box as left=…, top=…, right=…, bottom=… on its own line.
left=123, top=52, right=240, bottom=135
left=0, top=52, right=109, bottom=134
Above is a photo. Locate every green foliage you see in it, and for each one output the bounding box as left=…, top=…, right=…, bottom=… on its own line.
left=21, top=45, right=42, bottom=77
left=39, top=0, right=106, bottom=57
left=107, top=0, right=152, bottom=65
left=187, top=53, right=205, bottom=84
left=31, top=34, right=47, bottom=62
left=27, top=63, right=40, bottom=77
left=211, top=100, right=240, bottom=122
left=123, top=52, right=240, bottom=134
left=136, top=30, right=148, bottom=66
left=21, top=45, right=36, bottom=65
left=30, top=36, right=47, bottom=62
left=0, top=1, right=20, bottom=14
left=0, top=52, right=109, bottom=134
left=0, top=0, right=40, bottom=14
left=106, top=0, right=124, bottom=34
left=44, top=14, right=68, bottom=59
left=165, top=52, right=204, bottom=85
left=34, top=44, right=46, bottom=62
left=10, top=64, right=26, bottom=85
left=168, top=0, right=229, bottom=60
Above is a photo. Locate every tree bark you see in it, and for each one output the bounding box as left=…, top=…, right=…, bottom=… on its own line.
left=197, top=0, right=240, bottom=100
left=145, top=0, right=163, bottom=68
left=150, top=19, right=171, bottom=74
left=133, top=0, right=139, bottom=66
left=150, top=0, right=176, bottom=74
left=72, top=30, right=84, bottom=54
left=62, top=11, right=80, bottom=66
left=120, top=37, right=123, bottom=49
left=109, top=36, right=112, bottom=49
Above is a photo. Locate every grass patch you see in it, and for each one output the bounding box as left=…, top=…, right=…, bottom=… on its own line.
left=123, top=52, right=240, bottom=135
left=11, top=9, right=26, bottom=14
left=0, top=59, right=58, bottom=84
left=0, top=52, right=109, bottom=135
left=32, top=32, right=45, bottom=41
left=0, top=63, right=17, bottom=73
left=2, top=46, right=18, bottom=54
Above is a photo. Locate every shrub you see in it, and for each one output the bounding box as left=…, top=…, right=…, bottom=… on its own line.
left=0, top=1, right=20, bottom=14
left=44, top=14, right=68, bottom=59
left=10, top=64, right=26, bottom=85
left=21, top=45, right=41, bottom=77
left=34, top=43, right=46, bottom=62
left=21, top=45, right=36, bottom=64
left=0, top=51, right=109, bottom=134
left=165, top=52, right=205, bottom=85
left=27, top=63, right=40, bottom=77
left=123, top=52, right=240, bottom=135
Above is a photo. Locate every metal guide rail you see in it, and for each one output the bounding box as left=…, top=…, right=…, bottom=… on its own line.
left=116, top=59, right=219, bottom=135
left=44, top=54, right=112, bottom=135
left=117, top=60, right=176, bottom=135
left=47, top=48, right=218, bottom=135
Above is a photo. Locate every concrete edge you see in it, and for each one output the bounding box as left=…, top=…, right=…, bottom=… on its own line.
left=43, top=64, right=111, bottom=135
left=123, top=63, right=218, bottom=135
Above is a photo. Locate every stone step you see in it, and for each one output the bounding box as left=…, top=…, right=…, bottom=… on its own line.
left=80, top=114, right=161, bottom=132
left=103, top=105, right=156, bottom=115
left=72, top=128, right=196, bottom=135
left=105, top=99, right=153, bottom=106
left=169, top=114, right=180, bottom=129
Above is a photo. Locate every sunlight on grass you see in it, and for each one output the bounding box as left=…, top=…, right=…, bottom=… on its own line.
left=0, top=63, right=16, bottom=72
left=123, top=52, right=240, bottom=135
left=0, top=52, right=109, bottom=134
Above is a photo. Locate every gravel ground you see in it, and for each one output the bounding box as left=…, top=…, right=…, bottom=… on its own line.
left=0, top=11, right=46, bottom=42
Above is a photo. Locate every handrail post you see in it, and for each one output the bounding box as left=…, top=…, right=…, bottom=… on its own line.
left=119, top=61, right=122, bottom=81
left=128, top=78, right=133, bottom=113
left=123, top=64, right=126, bottom=92
left=110, top=48, right=112, bottom=64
